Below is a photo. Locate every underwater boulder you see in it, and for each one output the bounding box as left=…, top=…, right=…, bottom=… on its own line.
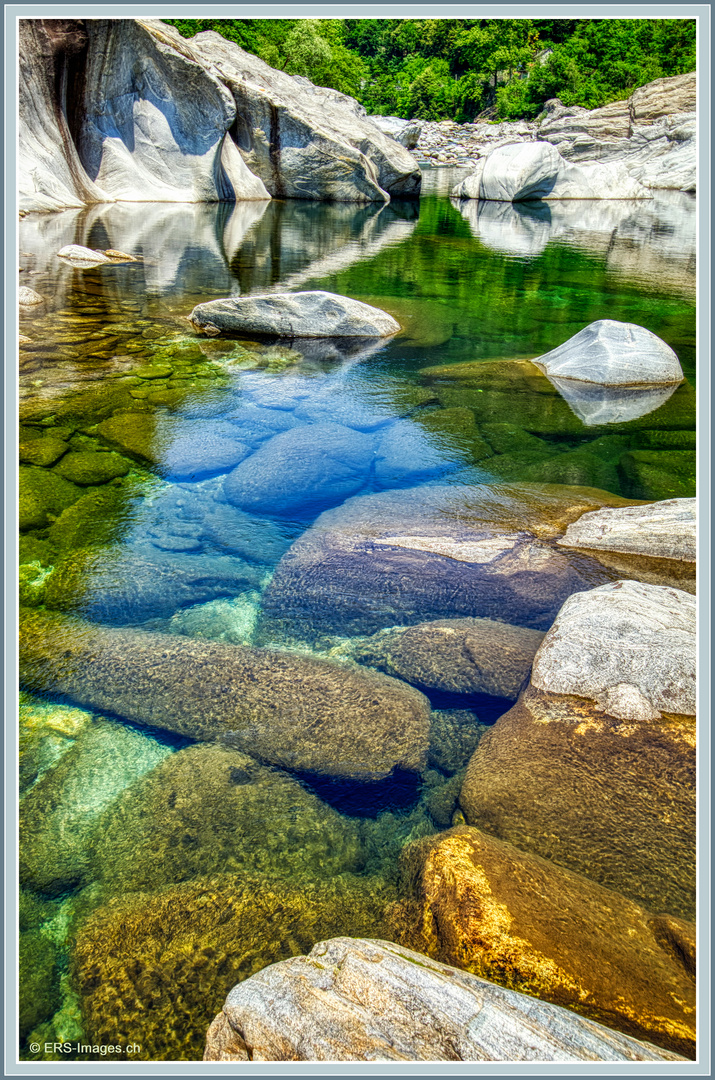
left=393, top=827, right=695, bottom=1059
left=19, top=609, right=430, bottom=781
left=189, top=291, right=400, bottom=338
left=259, top=482, right=636, bottom=641
left=460, top=581, right=696, bottom=918
left=71, top=873, right=396, bottom=1061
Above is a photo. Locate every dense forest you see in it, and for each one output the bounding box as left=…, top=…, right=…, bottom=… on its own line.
left=167, top=18, right=696, bottom=123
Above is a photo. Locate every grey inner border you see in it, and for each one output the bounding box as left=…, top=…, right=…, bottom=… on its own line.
left=4, top=4, right=711, bottom=1077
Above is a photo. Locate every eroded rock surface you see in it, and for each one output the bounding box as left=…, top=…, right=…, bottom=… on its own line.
left=206, top=935, right=687, bottom=1062
left=189, top=291, right=400, bottom=338
left=19, top=608, right=431, bottom=780
left=394, top=828, right=695, bottom=1058
left=259, top=483, right=634, bottom=641
left=452, top=142, right=650, bottom=201
left=532, top=320, right=683, bottom=387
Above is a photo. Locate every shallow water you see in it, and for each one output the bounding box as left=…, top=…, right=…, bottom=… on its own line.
left=18, top=174, right=696, bottom=1060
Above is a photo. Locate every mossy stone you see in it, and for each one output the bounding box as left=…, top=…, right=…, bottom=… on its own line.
left=520, top=448, right=620, bottom=493
left=19, top=535, right=56, bottom=565
left=93, top=411, right=161, bottom=463
left=425, top=769, right=467, bottom=826
left=132, top=363, right=174, bottom=380
left=19, top=433, right=69, bottom=467
left=418, top=408, right=494, bottom=461
left=428, top=710, right=487, bottom=775
left=88, top=743, right=365, bottom=897
left=46, top=483, right=142, bottom=552
left=49, top=382, right=137, bottom=425
left=19, top=466, right=83, bottom=530
left=72, top=873, right=396, bottom=1061
left=480, top=422, right=554, bottom=456
left=633, top=430, right=697, bottom=451
left=618, top=450, right=696, bottom=500
left=151, top=341, right=205, bottom=364
left=19, top=561, right=54, bottom=608
left=52, top=451, right=132, bottom=486
left=20, top=929, right=60, bottom=1041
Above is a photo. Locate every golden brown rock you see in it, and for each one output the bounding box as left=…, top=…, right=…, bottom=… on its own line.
left=393, top=827, right=695, bottom=1058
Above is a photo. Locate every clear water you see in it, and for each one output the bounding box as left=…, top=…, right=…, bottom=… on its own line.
left=18, top=174, right=696, bottom=1060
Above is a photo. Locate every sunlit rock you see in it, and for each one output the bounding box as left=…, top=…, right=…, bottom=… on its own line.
left=394, top=828, right=695, bottom=1058
left=189, top=291, right=400, bottom=338
left=206, top=935, right=688, bottom=1062
left=532, top=320, right=683, bottom=386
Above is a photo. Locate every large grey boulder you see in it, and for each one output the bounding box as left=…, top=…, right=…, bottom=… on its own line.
left=205, top=937, right=684, bottom=1062
left=539, top=72, right=696, bottom=192
left=19, top=608, right=431, bottom=780
left=189, top=291, right=400, bottom=338
left=557, top=498, right=696, bottom=591
left=369, top=115, right=423, bottom=149
left=530, top=579, right=695, bottom=722
left=532, top=320, right=684, bottom=387
left=452, top=142, right=650, bottom=201
left=258, top=483, right=633, bottom=641
left=460, top=581, right=696, bottom=917
left=188, top=30, right=422, bottom=202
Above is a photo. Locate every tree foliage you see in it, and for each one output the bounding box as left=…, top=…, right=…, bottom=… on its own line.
left=166, top=17, right=696, bottom=122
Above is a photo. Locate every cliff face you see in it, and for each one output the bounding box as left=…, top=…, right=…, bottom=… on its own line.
left=18, top=19, right=421, bottom=212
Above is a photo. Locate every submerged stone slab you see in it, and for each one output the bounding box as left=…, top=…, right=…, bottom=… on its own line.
left=558, top=498, right=696, bottom=592
left=452, top=142, right=650, bottom=202
left=206, top=935, right=686, bottom=1062
left=394, top=829, right=694, bottom=1058
left=349, top=618, right=544, bottom=701
left=19, top=609, right=430, bottom=780
left=259, top=483, right=634, bottom=641
left=532, top=320, right=683, bottom=387
left=189, top=291, right=400, bottom=338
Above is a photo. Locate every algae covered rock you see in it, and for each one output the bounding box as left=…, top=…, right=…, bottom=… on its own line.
left=350, top=618, right=544, bottom=701
left=20, top=929, right=60, bottom=1041
left=20, top=718, right=173, bottom=896
left=189, top=291, right=400, bottom=338
left=259, top=483, right=633, bottom=640
left=88, top=744, right=365, bottom=896
left=206, top=935, right=685, bottom=1063
left=52, top=450, right=132, bottom=485
left=618, top=449, right=695, bottom=500
left=19, top=465, right=83, bottom=530
left=19, top=609, right=430, bottom=780
left=19, top=431, right=69, bottom=467
left=557, top=498, right=695, bottom=592
left=71, top=873, right=396, bottom=1061
left=460, top=582, right=695, bottom=918
left=393, top=828, right=695, bottom=1058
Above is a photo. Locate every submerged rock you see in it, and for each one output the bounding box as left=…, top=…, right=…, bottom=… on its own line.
left=532, top=320, right=684, bottom=387
left=20, top=718, right=172, bottom=896
left=460, top=581, right=696, bottom=918
left=19, top=286, right=46, bottom=306
left=19, top=609, right=431, bottom=780
left=72, top=874, right=396, bottom=1061
left=452, top=142, right=650, bottom=201
left=20, top=929, right=60, bottom=1042
left=52, top=450, right=132, bottom=485
left=206, top=935, right=686, bottom=1062
left=349, top=618, right=544, bottom=701
left=394, top=828, right=695, bottom=1058
left=223, top=422, right=376, bottom=517
left=557, top=498, right=696, bottom=592
left=19, top=465, right=83, bottom=531
left=88, top=744, right=364, bottom=896
left=259, top=483, right=634, bottom=641
left=189, top=291, right=400, bottom=338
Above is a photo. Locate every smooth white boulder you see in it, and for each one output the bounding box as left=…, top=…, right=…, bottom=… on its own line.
left=57, top=245, right=114, bottom=266
left=558, top=498, right=696, bottom=563
left=452, top=141, right=651, bottom=202
left=18, top=286, right=45, bottom=306
left=532, top=319, right=683, bottom=387
left=205, top=937, right=684, bottom=1062
left=530, top=579, right=696, bottom=721
left=189, top=291, right=400, bottom=338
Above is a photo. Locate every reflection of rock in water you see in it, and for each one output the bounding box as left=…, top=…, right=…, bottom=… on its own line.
left=453, top=192, right=696, bottom=297
left=546, top=375, right=680, bottom=426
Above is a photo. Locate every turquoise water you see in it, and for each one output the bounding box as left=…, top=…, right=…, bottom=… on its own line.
left=18, top=174, right=696, bottom=1060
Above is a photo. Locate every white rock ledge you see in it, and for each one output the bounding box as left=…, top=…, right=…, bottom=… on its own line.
left=205, top=937, right=684, bottom=1062
left=532, top=319, right=684, bottom=387
left=189, top=291, right=400, bottom=338
left=558, top=498, right=696, bottom=563
left=530, top=579, right=696, bottom=721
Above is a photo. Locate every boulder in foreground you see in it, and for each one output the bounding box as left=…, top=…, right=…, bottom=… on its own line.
left=19, top=608, right=430, bottom=780
left=460, top=581, right=696, bottom=917
left=532, top=320, right=683, bottom=387
left=394, top=828, right=695, bottom=1058
left=205, top=935, right=686, bottom=1062
left=452, top=142, right=650, bottom=201
left=189, top=291, right=400, bottom=338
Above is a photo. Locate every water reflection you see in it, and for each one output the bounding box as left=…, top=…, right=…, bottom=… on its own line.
left=545, top=376, right=680, bottom=426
